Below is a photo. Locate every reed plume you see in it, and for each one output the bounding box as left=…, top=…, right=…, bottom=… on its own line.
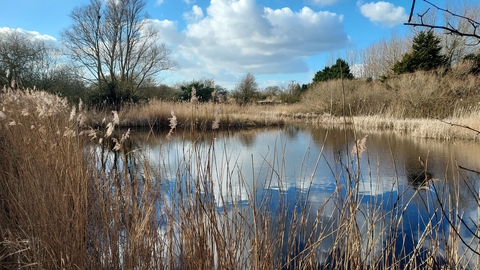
left=69, top=106, right=76, bottom=121
left=79, top=126, right=98, bottom=141
left=166, top=109, right=177, bottom=140
left=351, top=135, right=368, bottom=158
left=212, top=107, right=221, bottom=130
left=190, top=86, right=198, bottom=104
left=112, top=128, right=131, bottom=151
left=77, top=114, right=87, bottom=128
left=105, top=122, right=114, bottom=138
left=112, top=110, right=119, bottom=126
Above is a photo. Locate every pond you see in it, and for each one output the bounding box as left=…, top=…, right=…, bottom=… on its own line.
left=123, top=124, right=480, bottom=268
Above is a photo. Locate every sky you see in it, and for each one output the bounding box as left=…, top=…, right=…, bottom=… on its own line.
left=1, top=0, right=420, bottom=90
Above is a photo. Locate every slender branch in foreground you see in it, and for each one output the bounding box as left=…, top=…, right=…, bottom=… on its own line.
left=405, top=99, right=480, bottom=136
left=405, top=0, right=480, bottom=43
left=458, top=165, right=480, bottom=174
left=435, top=118, right=480, bottom=136
left=408, top=0, right=416, bottom=23
left=431, top=184, right=480, bottom=257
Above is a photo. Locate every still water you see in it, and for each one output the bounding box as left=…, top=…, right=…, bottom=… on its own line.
left=130, top=124, right=480, bottom=266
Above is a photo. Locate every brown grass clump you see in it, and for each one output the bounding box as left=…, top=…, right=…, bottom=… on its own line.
left=0, top=88, right=159, bottom=269
left=0, top=88, right=88, bottom=268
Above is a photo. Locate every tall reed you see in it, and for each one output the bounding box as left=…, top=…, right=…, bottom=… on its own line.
left=0, top=88, right=88, bottom=268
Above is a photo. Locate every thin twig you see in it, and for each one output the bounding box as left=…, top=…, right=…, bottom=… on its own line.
left=458, top=165, right=480, bottom=174
left=405, top=0, right=480, bottom=42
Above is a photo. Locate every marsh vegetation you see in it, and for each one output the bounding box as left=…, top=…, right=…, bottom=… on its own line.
left=1, top=85, right=480, bottom=269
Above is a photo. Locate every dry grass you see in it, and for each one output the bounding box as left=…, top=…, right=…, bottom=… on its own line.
left=117, top=100, right=294, bottom=129
left=0, top=88, right=88, bottom=268
left=303, top=70, right=480, bottom=120
left=1, top=87, right=479, bottom=269
left=299, top=71, right=480, bottom=140
left=301, top=112, right=480, bottom=141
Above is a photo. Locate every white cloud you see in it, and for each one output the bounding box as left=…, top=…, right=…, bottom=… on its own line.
left=155, top=0, right=164, bottom=6
left=359, top=1, right=408, bottom=27
left=0, top=27, right=57, bottom=42
left=308, top=0, right=341, bottom=6
left=145, top=19, right=184, bottom=45
left=150, top=0, right=350, bottom=86
left=183, top=5, right=204, bottom=22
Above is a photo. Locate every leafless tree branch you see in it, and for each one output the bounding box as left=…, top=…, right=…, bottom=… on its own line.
left=61, top=0, right=178, bottom=104
left=406, top=0, right=480, bottom=44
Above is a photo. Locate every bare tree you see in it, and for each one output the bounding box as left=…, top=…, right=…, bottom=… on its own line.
left=0, top=30, right=50, bottom=88
left=232, top=73, right=259, bottom=105
left=61, top=0, right=177, bottom=104
left=264, top=85, right=280, bottom=97
left=359, top=32, right=411, bottom=79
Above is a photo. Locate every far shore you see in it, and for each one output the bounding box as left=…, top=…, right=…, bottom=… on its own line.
left=106, top=101, right=480, bottom=141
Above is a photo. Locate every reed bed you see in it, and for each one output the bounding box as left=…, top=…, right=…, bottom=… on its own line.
left=0, top=88, right=88, bottom=268
left=116, top=100, right=307, bottom=129
left=1, top=87, right=479, bottom=269
left=301, top=112, right=480, bottom=141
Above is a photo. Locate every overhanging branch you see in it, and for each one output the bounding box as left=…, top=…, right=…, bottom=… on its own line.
left=405, top=0, right=480, bottom=43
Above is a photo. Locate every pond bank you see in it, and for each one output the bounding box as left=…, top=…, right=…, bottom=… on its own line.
left=114, top=102, right=480, bottom=141
left=288, top=113, right=480, bottom=141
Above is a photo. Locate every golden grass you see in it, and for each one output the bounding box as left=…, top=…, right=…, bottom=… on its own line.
left=117, top=100, right=292, bottom=129
left=301, top=112, right=480, bottom=141
left=115, top=98, right=480, bottom=141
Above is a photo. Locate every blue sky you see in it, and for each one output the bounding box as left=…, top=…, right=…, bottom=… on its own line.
left=1, top=0, right=418, bottom=89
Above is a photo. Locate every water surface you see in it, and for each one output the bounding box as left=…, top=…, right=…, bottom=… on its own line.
left=130, top=124, right=480, bottom=266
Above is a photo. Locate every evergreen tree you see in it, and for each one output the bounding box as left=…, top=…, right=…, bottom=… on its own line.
left=393, top=31, right=446, bottom=74
left=175, top=80, right=214, bottom=102
left=313, top=58, right=354, bottom=83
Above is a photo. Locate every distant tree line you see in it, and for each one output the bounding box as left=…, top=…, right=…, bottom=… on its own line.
left=0, top=30, right=86, bottom=101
